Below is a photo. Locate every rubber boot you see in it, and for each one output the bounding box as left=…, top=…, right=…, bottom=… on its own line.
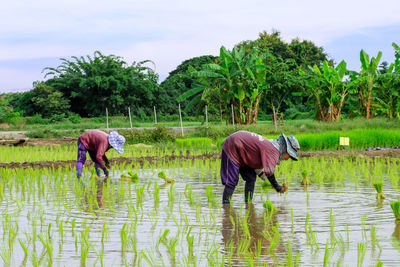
left=223, top=186, right=235, bottom=204
left=244, top=180, right=255, bottom=203
left=76, top=162, right=83, bottom=178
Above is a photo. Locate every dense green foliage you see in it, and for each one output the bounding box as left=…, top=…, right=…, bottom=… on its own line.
left=2, top=32, right=400, bottom=125
left=0, top=96, right=20, bottom=124
left=43, top=51, right=159, bottom=118
left=159, top=55, right=217, bottom=116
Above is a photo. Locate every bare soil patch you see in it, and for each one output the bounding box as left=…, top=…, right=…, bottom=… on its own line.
left=2, top=149, right=400, bottom=170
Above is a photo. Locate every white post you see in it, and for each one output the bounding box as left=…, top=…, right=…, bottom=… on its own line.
left=154, top=106, right=157, bottom=125
left=106, top=108, right=109, bottom=131
left=205, top=105, right=208, bottom=128
left=231, top=104, right=235, bottom=128
left=272, top=105, right=277, bottom=131
left=128, top=107, right=133, bottom=129
left=179, top=103, right=184, bottom=137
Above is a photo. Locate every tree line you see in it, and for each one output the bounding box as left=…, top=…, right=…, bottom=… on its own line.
left=1, top=30, right=400, bottom=124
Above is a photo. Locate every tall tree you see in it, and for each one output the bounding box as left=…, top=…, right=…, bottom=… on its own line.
left=357, top=50, right=382, bottom=119
left=30, top=82, right=70, bottom=118
left=185, top=46, right=268, bottom=124
left=160, top=55, right=217, bottom=115
left=238, top=30, right=329, bottom=68
left=303, top=60, right=365, bottom=121
left=0, top=95, right=20, bottom=123
left=44, top=51, right=159, bottom=117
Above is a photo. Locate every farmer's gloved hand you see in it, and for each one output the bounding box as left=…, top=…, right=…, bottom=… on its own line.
left=267, top=174, right=284, bottom=193
left=103, top=168, right=109, bottom=177
left=222, top=186, right=235, bottom=204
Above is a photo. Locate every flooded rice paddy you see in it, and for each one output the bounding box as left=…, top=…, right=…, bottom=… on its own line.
left=1, top=156, right=400, bottom=266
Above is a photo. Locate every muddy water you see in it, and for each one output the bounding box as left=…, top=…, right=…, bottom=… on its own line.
left=1, top=164, right=400, bottom=266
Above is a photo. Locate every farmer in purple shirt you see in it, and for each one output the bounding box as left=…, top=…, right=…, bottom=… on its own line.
left=76, top=130, right=125, bottom=178
left=221, top=131, right=300, bottom=204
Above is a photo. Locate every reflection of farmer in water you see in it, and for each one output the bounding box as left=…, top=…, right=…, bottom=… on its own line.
left=76, top=130, right=125, bottom=178
left=221, top=204, right=284, bottom=264
left=221, top=131, right=300, bottom=204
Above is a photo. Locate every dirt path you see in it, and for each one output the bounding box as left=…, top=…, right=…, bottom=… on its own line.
left=2, top=149, right=400, bottom=170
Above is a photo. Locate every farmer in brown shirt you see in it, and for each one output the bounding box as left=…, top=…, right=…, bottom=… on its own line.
left=221, top=131, right=300, bottom=204
left=76, top=130, right=125, bottom=178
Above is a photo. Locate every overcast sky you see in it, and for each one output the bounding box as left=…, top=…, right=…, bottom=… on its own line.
left=1, top=0, right=399, bottom=92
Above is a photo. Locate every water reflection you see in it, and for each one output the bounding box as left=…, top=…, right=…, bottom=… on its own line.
left=221, top=204, right=284, bottom=265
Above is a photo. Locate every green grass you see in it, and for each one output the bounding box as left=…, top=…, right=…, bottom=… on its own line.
left=176, top=138, right=213, bottom=148
left=3, top=117, right=400, bottom=151
left=216, top=128, right=400, bottom=151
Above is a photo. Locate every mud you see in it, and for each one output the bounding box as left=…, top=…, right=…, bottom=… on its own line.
left=0, top=153, right=221, bottom=169
left=2, top=149, right=400, bottom=169
left=0, top=138, right=76, bottom=146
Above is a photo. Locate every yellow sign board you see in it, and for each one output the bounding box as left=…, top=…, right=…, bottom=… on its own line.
left=340, top=137, right=349, bottom=146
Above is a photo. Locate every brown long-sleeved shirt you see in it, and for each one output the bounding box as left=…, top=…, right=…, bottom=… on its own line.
left=222, top=131, right=279, bottom=176
left=79, top=130, right=110, bottom=169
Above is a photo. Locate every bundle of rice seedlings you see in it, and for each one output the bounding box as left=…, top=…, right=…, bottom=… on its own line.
left=301, top=170, right=312, bottom=185
left=261, top=180, right=272, bottom=190
left=121, top=171, right=139, bottom=183
left=390, top=201, right=400, bottom=221
left=373, top=182, right=386, bottom=200
left=263, top=200, right=278, bottom=212
left=158, top=171, right=175, bottom=183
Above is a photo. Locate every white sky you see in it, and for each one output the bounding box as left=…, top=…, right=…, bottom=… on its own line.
left=1, top=0, right=400, bottom=92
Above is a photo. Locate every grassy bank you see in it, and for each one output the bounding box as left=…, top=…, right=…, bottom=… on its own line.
left=3, top=117, right=400, bottom=151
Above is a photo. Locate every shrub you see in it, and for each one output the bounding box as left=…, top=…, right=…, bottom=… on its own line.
left=68, top=113, right=82, bottom=123
left=26, top=114, right=49, bottom=124
left=119, top=126, right=176, bottom=144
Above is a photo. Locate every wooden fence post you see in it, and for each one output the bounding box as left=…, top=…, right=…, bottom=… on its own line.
left=179, top=103, right=184, bottom=137
left=128, top=107, right=133, bottom=129
left=106, top=108, right=109, bottom=131
left=154, top=106, right=157, bottom=125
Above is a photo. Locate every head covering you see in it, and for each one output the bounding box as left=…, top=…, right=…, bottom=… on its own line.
left=108, top=131, right=125, bottom=154
left=281, top=133, right=300, bottom=161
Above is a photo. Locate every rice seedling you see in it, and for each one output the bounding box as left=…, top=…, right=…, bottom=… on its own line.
left=120, top=223, right=129, bottom=253
left=357, top=242, right=367, bottom=267
left=285, top=240, right=301, bottom=267
left=261, top=179, right=272, bottom=191
left=205, top=185, right=217, bottom=207
left=263, top=200, right=278, bottom=212
left=373, top=182, right=386, bottom=200
left=323, top=239, right=330, bottom=267
left=329, top=208, right=335, bottom=236
left=390, top=201, right=400, bottom=221
left=301, top=170, right=311, bottom=185
left=158, top=171, right=175, bottom=183
left=167, top=184, right=175, bottom=205
left=120, top=171, right=140, bottom=183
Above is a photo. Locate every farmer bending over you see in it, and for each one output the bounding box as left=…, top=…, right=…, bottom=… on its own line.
left=76, top=130, right=125, bottom=178
left=221, top=130, right=300, bottom=204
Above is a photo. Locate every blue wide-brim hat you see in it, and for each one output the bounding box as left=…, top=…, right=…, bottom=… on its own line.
left=108, top=131, right=125, bottom=154
left=281, top=133, right=300, bottom=161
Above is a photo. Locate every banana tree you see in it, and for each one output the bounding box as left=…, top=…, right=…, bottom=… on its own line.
left=182, top=45, right=268, bottom=124
left=375, top=44, right=400, bottom=118
left=376, top=71, right=400, bottom=118
left=306, top=60, right=365, bottom=121
left=358, top=50, right=382, bottom=119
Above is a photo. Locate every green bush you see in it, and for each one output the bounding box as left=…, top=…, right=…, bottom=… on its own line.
left=26, top=114, right=49, bottom=124
left=68, top=113, right=82, bottom=123
left=119, top=126, right=176, bottom=144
